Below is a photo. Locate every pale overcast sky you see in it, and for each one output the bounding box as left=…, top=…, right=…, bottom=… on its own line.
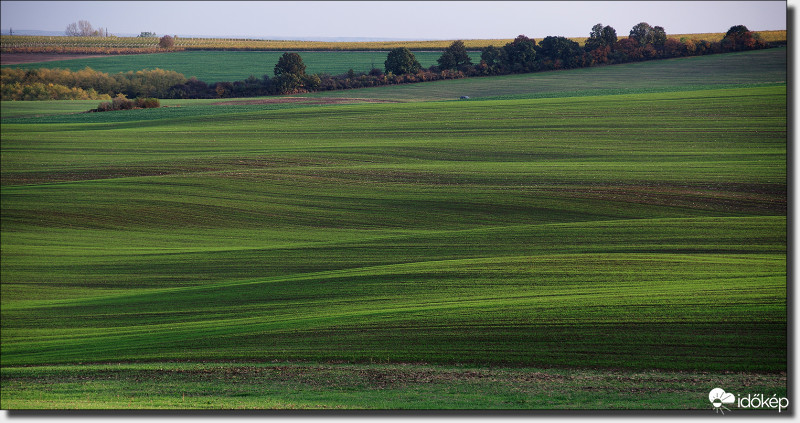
left=0, top=1, right=788, bottom=40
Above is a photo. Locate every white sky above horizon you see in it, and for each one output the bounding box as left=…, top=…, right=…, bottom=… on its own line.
left=0, top=1, right=788, bottom=40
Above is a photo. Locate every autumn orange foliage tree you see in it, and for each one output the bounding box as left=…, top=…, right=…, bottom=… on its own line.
left=159, top=35, right=175, bottom=49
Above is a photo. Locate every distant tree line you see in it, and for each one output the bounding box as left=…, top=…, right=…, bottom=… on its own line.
left=163, top=23, right=775, bottom=99
left=1, top=24, right=778, bottom=101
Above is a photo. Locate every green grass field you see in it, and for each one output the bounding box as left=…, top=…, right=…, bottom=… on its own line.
left=1, top=50, right=483, bottom=83
left=0, top=49, right=787, bottom=409
left=0, top=361, right=786, bottom=409
left=302, top=47, right=787, bottom=101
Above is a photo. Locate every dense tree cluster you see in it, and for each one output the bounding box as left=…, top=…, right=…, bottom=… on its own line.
left=473, top=23, right=769, bottom=75
left=2, top=24, right=776, bottom=101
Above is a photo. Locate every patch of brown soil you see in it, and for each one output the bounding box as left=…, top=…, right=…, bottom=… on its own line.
left=211, top=97, right=400, bottom=106
left=0, top=53, right=122, bottom=65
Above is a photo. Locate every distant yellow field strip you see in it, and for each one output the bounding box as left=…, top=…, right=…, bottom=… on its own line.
left=0, top=30, right=785, bottom=51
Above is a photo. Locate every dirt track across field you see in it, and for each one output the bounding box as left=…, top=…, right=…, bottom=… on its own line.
left=1, top=53, right=118, bottom=65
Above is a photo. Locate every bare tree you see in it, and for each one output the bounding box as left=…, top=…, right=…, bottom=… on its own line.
left=77, top=20, right=94, bottom=36
left=65, top=22, right=79, bottom=36
left=65, top=20, right=98, bottom=36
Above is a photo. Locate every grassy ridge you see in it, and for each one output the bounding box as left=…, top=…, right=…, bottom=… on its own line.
left=1, top=82, right=786, bottom=375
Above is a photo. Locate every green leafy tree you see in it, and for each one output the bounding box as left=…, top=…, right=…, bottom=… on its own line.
left=480, top=45, right=503, bottom=67
left=629, top=22, right=654, bottom=46
left=502, top=35, right=537, bottom=72
left=384, top=47, right=421, bottom=75
left=538, top=36, right=583, bottom=68
left=585, top=23, right=606, bottom=50
left=585, top=23, right=617, bottom=51
left=274, top=52, right=307, bottom=78
left=602, top=25, right=618, bottom=46
left=303, top=73, right=321, bottom=90
left=652, top=26, right=667, bottom=49
left=437, top=40, right=472, bottom=70
left=273, top=52, right=307, bottom=93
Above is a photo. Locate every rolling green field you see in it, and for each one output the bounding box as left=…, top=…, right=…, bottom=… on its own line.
left=302, top=47, right=787, bottom=101
left=1, top=361, right=787, bottom=409
left=1, top=50, right=483, bottom=83
left=0, top=49, right=787, bottom=409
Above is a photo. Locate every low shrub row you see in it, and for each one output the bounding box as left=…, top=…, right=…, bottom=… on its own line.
left=93, top=94, right=160, bottom=112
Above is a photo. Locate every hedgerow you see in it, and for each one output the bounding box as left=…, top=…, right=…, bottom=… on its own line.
left=1, top=67, right=186, bottom=100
